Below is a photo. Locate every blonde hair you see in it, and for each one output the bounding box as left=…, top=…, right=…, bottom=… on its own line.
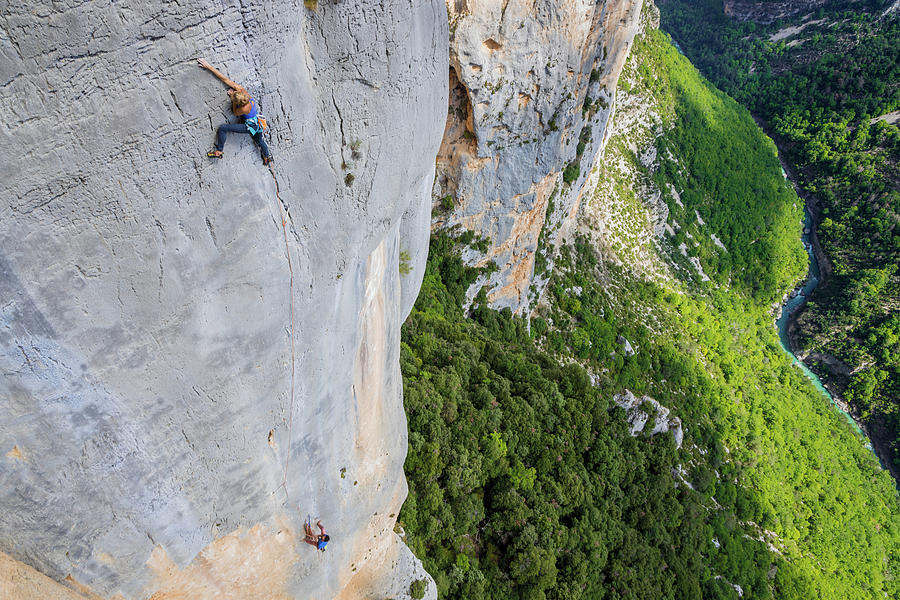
left=232, top=90, right=251, bottom=109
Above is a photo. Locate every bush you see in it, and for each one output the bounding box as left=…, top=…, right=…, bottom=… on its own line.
left=399, top=250, right=412, bottom=275
left=563, top=161, right=580, bottom=184
left=409, top=578, right=427, bottom=599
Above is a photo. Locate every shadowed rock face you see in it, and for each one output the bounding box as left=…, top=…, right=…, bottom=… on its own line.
left=0, top=0, right=446, bottom=598
left=434, top=0, right=643, bottom=313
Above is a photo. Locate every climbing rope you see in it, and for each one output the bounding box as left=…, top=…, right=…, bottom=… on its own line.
left=269, top=163, right=297, bottom=505
left=267, top=163, right=322, bottom=551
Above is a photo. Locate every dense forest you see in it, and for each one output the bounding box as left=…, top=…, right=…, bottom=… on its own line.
left=658, top=0, right=900, bottom=470
left=399, top=22, right=900, bottom=600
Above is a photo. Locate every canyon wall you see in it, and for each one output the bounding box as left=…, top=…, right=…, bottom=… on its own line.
left=0, top=0, right=446, bottom=598
left=722, top=0, right=833, bottom=22
left=434, top=0, right=644, bottom=313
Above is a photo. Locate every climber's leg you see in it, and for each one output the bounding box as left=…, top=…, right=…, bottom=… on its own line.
left=215, top=123, right=249, bottom=152
left=303, top=521, right=319, bottom=546
left=253, top=130, right=272, bottom=163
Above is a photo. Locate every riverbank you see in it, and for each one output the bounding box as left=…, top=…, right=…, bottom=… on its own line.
left=760, top=118, right=899, bottom=483
left=791, top=331, right=900, bottom=483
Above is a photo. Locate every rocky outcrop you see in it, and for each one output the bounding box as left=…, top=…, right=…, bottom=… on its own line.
left=576, top=1, right=677, bottom=282
left=614, top=390, right=683, bottom=448
left=0, top=1, right=446, bottom=598
left=617, top=335, right=637, bottom=357
left=434, top=0, right=644, bottom=313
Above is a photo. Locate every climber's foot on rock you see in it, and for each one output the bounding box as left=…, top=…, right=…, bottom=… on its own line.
left=207, top=150, right=223, bottom=159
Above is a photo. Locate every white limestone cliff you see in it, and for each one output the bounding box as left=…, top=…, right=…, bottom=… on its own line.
left=434, top=0, right=644, bottom=313
left=0, top=0, right=445, bottom=598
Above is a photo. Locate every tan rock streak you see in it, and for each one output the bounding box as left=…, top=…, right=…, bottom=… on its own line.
left=144, top=517, right=299, bottom=600
left=479, top=171, right=558, bottom=307
left=335, top=240, right=434, bottom=600
left=1, top=551, right=98, bottom=600
left=352, top=242, right=391, bottom=475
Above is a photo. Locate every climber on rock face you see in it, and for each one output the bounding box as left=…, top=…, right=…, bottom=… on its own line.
left=197, top=58, right=274, bottom=166
left=304, top=518, right=329, bottom=551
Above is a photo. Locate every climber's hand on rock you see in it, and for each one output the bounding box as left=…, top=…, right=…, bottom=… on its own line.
left=197, top=58, right=211, bottom=70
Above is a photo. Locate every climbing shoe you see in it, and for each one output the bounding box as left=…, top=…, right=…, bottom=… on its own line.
left=207, top=150, right=223, bottom=159
left=262, top=154, right=274, bottom=166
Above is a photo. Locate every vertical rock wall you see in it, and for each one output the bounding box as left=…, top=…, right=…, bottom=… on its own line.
left=434, top=0, right=643, bottom=313
left=0, top=0, right=446, bottom=598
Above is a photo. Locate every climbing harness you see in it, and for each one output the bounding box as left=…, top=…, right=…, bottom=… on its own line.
left=268, top=162, right=298, bottom=505
left=246, top=115, right=268, bottom=136
left=242, top=98, right=268, bottom=136
left=245, top=114, right=267, bottom=136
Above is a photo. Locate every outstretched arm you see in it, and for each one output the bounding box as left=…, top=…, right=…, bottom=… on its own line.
left=197, top=58, right=242, bottom=91
left=317, top=520, right=326, bottom=535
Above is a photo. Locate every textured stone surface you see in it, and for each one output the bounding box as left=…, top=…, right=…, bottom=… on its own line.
left=613, top=390, right=683, bottom=449
left=0, top=0, right=446, bottom=598
left=434, top=0, right=644, bottom=313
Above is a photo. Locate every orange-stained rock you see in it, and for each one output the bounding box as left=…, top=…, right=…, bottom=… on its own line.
left=435, top=0, right=645, bottom=313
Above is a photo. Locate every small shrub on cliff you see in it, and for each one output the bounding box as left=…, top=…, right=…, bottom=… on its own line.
left=470, top=235, right=490, bottom=253
left=409, top=579, right=427, bottom=599
left=399, top=250, right=412, bottom=276
left=563, top=161, right=580, bottom=184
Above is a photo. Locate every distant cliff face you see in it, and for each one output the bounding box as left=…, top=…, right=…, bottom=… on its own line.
left=434, top=0, right=644, bottom=313
left=0, top=1, right=445, bottom=598
left=722, top=0, right=831, bottom=22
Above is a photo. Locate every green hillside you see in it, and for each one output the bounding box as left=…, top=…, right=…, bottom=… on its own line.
left=660, top=0, right=900, bottom=473
left=400, top=20, right=900, bottom=600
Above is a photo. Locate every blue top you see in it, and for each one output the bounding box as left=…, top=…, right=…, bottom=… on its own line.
left=317, top=539, right=327, bottom=551
left=244, top=98, right=259, bottom=120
